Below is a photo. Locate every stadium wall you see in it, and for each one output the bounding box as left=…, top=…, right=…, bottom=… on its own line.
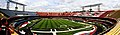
left=0, top=8, right=37, bottom=17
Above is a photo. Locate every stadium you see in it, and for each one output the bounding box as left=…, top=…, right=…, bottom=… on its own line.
left=0, top=0, right=120, bottom=35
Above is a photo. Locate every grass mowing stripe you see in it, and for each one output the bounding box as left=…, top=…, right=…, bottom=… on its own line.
left=59, top=20, right=76, bottom=26
left=55, top=19, right=69, bottom=29
left=45, top=19, right=48, bottom=29
left=40, top=19, right=48, bottom=29
left=51, top=19, right=58, bottom=28
left=37, top=19, right=45, bottom=28
left=34, top=19, right=45, bottom=29
left=60, top=20, right=70, bottom=25
left=60, top=19, right=83, bottom=28
left=29, top=19, right=42, bottom=28
left=47, top=19, right=51, bottom=28
left=39, top=19, right=46, bottom=29
left=61, top=19, right=80, bottom=26
left=63, top=19, right=85, bottom=27
left=56, top=19, right=64, bottom=25
left=59, top=19, right=73, bottom=25
left=59, top=20, right=81, bottom=28
left=50, top=19, right=54, bottom=28
left=55, top=20, right=62, bottom=27
left=52, top=19, right=59, bottom=28
left=57, top=19, right=67, bottom=25
left=32, top=19, right=45, bottom=29
left=38, top=19, right=46, bottom=29
left=57, top=19, right=72, bottom=28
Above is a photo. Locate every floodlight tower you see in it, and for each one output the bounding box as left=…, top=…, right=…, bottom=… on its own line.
left=6, top=0, right=26, bottom=12
left=7, top=0, right=10, bottom=10
left=82, top=3, right=102, bottom=12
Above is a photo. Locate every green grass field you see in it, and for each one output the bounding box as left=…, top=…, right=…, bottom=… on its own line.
left=23, top=18, right=87, bottom=31
left=20, top=18, right=93, bottom=35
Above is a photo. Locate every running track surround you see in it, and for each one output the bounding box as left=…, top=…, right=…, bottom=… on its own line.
left=7, top=16, right=117, bottom=35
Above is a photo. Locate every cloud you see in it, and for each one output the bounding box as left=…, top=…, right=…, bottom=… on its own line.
left=0, top=0, right=120, bottom=12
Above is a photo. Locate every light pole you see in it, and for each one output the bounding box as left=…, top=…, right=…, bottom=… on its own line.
left=7, top=0, right=10, bottom=10
left=6, top=0, right=26, bottom=12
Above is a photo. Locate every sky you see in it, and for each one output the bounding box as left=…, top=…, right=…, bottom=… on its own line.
left=0, top=0, right=120, bottom=12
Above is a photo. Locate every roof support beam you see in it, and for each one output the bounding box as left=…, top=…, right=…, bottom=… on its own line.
left=6, top=0, right=26, bottom=12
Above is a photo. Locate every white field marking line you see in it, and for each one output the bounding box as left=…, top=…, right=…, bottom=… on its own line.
left=63, top=19, right=89, bottom=25
left=50, top=29, right=57, bottom=35
left=78, top=22, right=91, bottom=26
left=31, top=25, right=93, bottom=33
left=67, top=28, right=71, bottom=31
left=73, top=26, right=97, bottom=35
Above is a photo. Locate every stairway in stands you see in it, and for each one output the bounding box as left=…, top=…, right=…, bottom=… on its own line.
left=105, top=22, right=120, bottom=35
left=105, top=10, right=120, bottom=35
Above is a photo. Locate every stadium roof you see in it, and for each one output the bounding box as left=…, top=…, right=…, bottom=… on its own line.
left=0, top=0, right=120, bottom=12
left=82, top=3, right=102, bottom=7
left=9, top=0, right=26, bottom=6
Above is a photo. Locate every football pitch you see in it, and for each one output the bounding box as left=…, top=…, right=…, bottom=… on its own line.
left=20, top=18, right=93, bottom=35
left=25, top=18, right=87, bottom=31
